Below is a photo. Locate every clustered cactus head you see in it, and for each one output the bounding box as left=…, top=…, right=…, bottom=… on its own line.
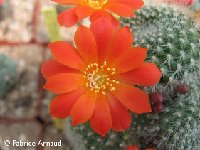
left=122, top=5, right=200, bottom=150
left=123, top=5, right=200, bottom=101
left=0, top=54, right=17, bottom=97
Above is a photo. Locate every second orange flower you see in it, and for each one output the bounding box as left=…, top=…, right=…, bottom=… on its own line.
left=53, top=0, right=144, bottom=27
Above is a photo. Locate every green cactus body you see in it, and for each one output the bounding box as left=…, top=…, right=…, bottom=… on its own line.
left=0, top=54, right=17, bottom=97
left=122, top=6, right=200, bottom=150
left=67, top=122, right=132, bottom=150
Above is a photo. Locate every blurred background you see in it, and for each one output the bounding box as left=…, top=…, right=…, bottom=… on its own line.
left=0, top=0, right=200, bottom=150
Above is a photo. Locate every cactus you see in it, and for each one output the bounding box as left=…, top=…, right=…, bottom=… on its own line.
left=65, top=121, right=133, bottom=150
left=0, top=54, right=17, bottom=97
left=121, top=5, right=200, bottom=150
left=63, top=5, right=200, bottom=150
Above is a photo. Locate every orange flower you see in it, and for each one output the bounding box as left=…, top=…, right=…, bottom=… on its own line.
left=42, top=18, right=161, bottom=136
left=52, top=0, right=144, bottom=27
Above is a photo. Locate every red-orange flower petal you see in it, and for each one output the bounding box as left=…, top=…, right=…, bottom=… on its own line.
left=108, top=0, right=144, bottom=9
left=118, top=63, right=161, bottom=86
left=58, top=6, right=93, bottom=27
left=44, top=73, right=83, bottom=94
left=41, top=60, right=79, bottom=79
left=90, top=17, right=119, bottom=64
left=52, top=0, right=85, bottom=5
left=58, top=8, right=79, bottom=27
left=126, top=145, right=139, bottom=150
left=115, top=47, right=147, bottom=73
left=107, top=92, right=131, bottom=131
left=70, top=92, right=97, bottom=126
left=90, top=11, right=119, bottom=29
left=49, top=41, right=86, bottom=71
left=106, top=27, right=133, bottom=64
left=75, top=6, right=94, bottom=21
left=90, top=94, right=112, bottom=136
left=104, top=3, right=133, bottom=17
left=50, top=88, right=84, bottom=118
left=74, top=25, right=98, bottom=63
left=112, top=83, right=152, bottom=114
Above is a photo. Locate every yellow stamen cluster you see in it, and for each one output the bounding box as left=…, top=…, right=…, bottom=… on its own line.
left=83, top=61, right=120, bottom=95
left=86, top=0, right=107, bottom=9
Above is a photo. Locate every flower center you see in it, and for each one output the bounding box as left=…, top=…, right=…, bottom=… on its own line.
left=84, top=61, right=119, bottom=95
left=86, top=0, right=107, bottom=9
